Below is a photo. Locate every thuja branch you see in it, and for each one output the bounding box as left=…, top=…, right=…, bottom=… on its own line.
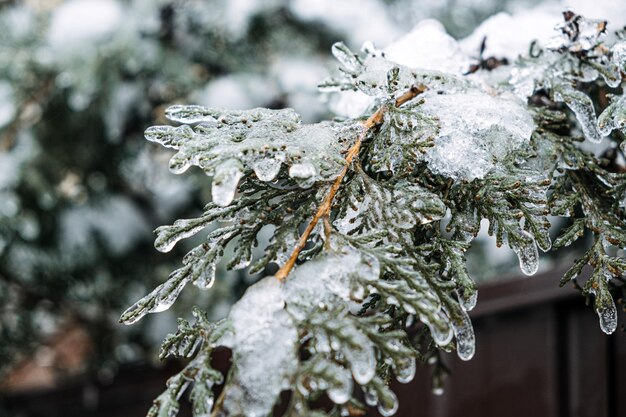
left=274, top=84, right=427, bottom=281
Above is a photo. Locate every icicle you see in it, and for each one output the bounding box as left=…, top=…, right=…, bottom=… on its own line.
left=212, top=159, right=244, bottom=207
left=552, top=83, right=603, bottom=143
left=424, top=311, right=454, bottom=347
left=513, top=231, right=539, bottom=276
left=451, top=308, right=475, bottom=361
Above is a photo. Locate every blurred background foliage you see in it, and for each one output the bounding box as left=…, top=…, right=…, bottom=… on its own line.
left=0, top=0, right=592, bottom=392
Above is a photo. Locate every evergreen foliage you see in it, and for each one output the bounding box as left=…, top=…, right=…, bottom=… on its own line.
left=123, top=9, right=626, bottom=417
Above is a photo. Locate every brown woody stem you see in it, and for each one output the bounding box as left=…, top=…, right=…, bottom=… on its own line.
left=275, top=84, right=426, bottom=282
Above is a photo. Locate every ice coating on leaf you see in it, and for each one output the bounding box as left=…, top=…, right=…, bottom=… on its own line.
left=512, top=231, right=539, bottom=276
left=331, top=42, right=363, bottom=75
left=297, top=358, right=354, bottom=404
left=613, top=40, right=626, bottom=68
left=450, top=308, right=475, bottom=361
left=509, top=59, right=551, bottom=100
left=120, top=271, right=189, bottom=325
left=422, top=91, right=535, bottom=180
left=211, top=158, right=243, bottom=207
left=150, top=106, right=348, bottom=186
left=223, top=277, right=298, bottom=417
left=323, top=35, right=471, bottom=117
left=545, top=12, right=607, bottom=53
left=334, top=176, right=447, bottom=236
left=552, top=83, right=603, bottom=143
left=285, top=244, right=379, bottom=386
left=284, top=243, right=380, bottom=320
left=192, top=262, right=216, bottom=290
left=597, top=94, right=626, bottom=136
left=154, top=217, right=209, bottom=253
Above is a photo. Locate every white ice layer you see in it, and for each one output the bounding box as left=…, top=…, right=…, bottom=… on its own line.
left=223, top=277, right=298, bottom=417
left=422, top=91, right=535, bottom=180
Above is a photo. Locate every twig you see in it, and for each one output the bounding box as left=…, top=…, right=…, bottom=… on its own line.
left=209, top=382, right=228, bottom=417
left=275, top=84, right=427, bottom=281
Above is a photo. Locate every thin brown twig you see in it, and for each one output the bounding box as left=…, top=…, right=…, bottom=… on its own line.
left=275, top=84, right=427, bottom=282
left=209, top=382, right=228, bottom=417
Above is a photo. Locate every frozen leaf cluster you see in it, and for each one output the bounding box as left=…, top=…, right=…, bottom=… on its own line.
left=124, top=9, right=626, bottom=417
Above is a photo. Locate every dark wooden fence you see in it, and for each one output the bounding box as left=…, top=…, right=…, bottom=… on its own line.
left=3, top=267, right=625, bottom=417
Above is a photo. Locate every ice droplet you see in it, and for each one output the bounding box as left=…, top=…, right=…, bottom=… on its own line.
left=552, top=83, right=603, bottom=143
left=193, top=262, right=216, bottom=290
left=424, top=310, right=454, bottom=346
left=590, top=281, right=618, bottom=335
left=377, top=389, right=399, bottom=417
left=212, top=159, right=244, bottom=207
left=451, top=308, right=475, bottom=361
left=252, top=157, right=282, bottom=181
left=395, top=356, right=416, bottom=384
left=288, top=162, right=316, bottom=179
left=513, top=231, right=539, bottom=276
left=346, top=342, right=376, bottom=385
left=596, top=298, right=618, bottom=335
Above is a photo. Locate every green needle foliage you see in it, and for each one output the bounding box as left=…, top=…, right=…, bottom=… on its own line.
left=123, top=10, right=626, bottom=417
